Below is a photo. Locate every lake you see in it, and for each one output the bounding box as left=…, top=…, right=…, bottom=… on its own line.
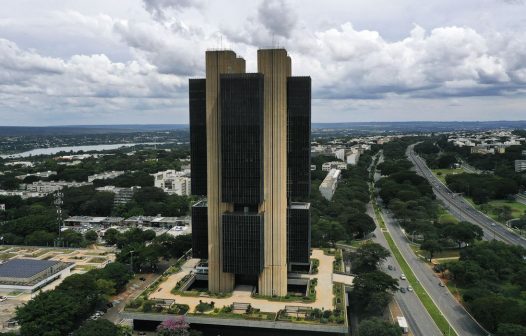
left=1, top=143, right=164, bottom=159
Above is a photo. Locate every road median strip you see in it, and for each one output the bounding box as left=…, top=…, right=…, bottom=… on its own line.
left=372, top=202, right=457, bottom=336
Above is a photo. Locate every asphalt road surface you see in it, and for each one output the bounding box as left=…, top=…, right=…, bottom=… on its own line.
left=378, top=205, right=488, bottom=336
left=367, top=205, right=442, bottom=336
left=407, top=144, right=526, bottom=248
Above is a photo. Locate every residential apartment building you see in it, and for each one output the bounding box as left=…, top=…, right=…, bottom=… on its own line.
left=319, top=169, right=341, bottom=201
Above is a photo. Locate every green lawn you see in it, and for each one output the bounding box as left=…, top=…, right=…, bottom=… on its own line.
left=432, top=168, right=465, bottom=184
left=465, top=197, right=526, bottom=223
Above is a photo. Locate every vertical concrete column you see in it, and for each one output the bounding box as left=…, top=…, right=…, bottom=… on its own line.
left=206, top=50, right=245, bottom=293
left=257, top=49, right=290, bottom=296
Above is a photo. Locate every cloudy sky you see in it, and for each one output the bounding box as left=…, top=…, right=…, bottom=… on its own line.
left=1, top=0, right=526, bottom=125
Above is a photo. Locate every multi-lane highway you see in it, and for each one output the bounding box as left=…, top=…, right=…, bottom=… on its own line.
left=378, top=206, right=488, bottom=336
left=367, top=205, right=443, bottom=336
left=407, top=144, right=526, bottom=248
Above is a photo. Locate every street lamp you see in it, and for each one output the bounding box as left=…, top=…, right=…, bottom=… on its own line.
left=129, top=250, right=135, bottom=273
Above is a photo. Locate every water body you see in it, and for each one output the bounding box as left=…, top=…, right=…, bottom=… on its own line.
left=1, top=143, right=164, bottom=159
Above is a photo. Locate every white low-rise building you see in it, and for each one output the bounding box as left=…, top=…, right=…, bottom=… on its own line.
left=515, top=160, right=526, bottom=173
left=16, top=171, right=57, bottom=180
left=322, top=161, right=347, bottom=171
left=88, top=171, right=125, bottom=183
left=346, top=153, right=360, bottom=166
left=151, top=170, right=191, bottom=196
left=25, top=181, right=91, bottom=193
left=319, top=169, right=341, bottom=201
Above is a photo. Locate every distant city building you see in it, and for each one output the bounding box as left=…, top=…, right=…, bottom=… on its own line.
left=334, top=148, right=346, bottom=161
left=151, top=170, right=191, bottom=196
left=95, top=186, right=140, bottom=204
left=16, top=171, right=57, bottom=180
left=88, top=171, right=125, bottom=183
left=0, top=190, right=47, bottom=199
left=4, top=161, right=34, bottom=167
left=470, top=146, right=494, bottom=155
left=515, top=160, right=526, bottom=173
left=0, top=259, right=74, bottom=293
left=123, top=215, right=190, bottom=228
left=25, top=181, right=91, bottom=194
left=346, top=152, right=360, bottom=166
left=319, top=169, right=341, bottom=201
left=64, top=216, right=124, bottom=227
left=322, top=161, right=348, bottom=171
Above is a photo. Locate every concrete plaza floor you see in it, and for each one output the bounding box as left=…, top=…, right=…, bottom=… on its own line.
left=149, top=249, right=351, bottom=313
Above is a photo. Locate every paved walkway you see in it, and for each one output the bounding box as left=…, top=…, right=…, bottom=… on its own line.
left=150, top=249, right=336, bottom=313
left=151, top=258, right=200, bottom=299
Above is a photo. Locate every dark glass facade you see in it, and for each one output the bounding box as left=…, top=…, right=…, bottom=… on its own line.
left=222, top=213, right=264, bottom=275
left=189, top=78, right=207, bottom=196
left=191, top=200, right=208, bottom=259
left=287, top=203, right=311, bottom=264
left=287, top=77, right=311, bottom=199
left=220, top=74, right=264, bottom=204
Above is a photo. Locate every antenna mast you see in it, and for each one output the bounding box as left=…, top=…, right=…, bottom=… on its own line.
left=54, top=191, right=64, bottom=247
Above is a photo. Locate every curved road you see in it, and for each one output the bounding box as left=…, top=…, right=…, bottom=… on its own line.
left=407, top=144, right=526, bottom=248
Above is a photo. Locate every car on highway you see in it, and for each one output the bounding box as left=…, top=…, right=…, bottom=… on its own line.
left=400, top=273, right=406, bottom=280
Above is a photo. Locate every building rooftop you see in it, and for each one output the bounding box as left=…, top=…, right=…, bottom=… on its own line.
left=0, top=259, right=60, bottom=279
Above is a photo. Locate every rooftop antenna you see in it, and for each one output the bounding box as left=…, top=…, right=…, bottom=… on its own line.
left=54, top=191, right=64, bottom=247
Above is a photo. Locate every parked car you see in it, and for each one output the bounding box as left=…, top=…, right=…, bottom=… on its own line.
left=407, top=286, right=413, bottom=292
left=400, top=273, right=406, bottom=280
left=439, top=282, right=445, bottom=287
left=400, top=287, right=406, bottom=293
left=387, top=265, right=394, bottom=271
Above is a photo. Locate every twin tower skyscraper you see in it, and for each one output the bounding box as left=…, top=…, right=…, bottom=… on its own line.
left=190, top=48, right=311, bottom=296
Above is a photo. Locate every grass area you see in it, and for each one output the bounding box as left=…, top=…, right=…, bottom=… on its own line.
left=87, top=257, right=107, bottom=263
left=465, top=197, right=526, bottom=223
left=431, top=168, right=465, bottom=184
left=348, top=239, right=372, bottom=248
left=409, top=244, right=460, bottom=260
left=75, top=265, right=97, bottom=271
left=24, top=249, right=50, bottom=258
left=437, top=209, right=459, bottom=225
left=0, top=253, right=15, bottom=260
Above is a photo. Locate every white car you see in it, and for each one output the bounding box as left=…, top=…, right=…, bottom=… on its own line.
left=400, top=274, right=406, bottom=280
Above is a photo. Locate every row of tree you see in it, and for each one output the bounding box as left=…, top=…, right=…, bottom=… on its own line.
left=445, top=173, right=519, bottom=204
left=445, top=240, right=526, bottom=333
left=109, top=228, right=192, bottom=273
left=15, top=262, right=133, bottom=336
left=310, top=152, right=377, bottom=247
left=349, top=243, right=402, bottom=336
left=377, top=139, right=484, bottom=260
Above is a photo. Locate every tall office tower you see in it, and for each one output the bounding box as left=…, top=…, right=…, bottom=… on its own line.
left=190, top=48, right=311, bottom=296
